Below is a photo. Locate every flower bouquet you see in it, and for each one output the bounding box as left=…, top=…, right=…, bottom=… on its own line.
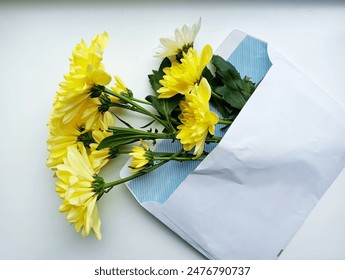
left=47, top=20, right=345, bottom=259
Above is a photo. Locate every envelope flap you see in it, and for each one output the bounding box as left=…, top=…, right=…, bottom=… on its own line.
left=160, top=43, right=345, bottom=259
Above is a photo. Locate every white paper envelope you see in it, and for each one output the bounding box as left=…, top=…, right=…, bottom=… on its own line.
left=120, top=30, right=345, bottom=259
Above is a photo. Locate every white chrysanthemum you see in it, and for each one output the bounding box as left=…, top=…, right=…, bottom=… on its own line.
left=155, top=18, right=201, bottom=59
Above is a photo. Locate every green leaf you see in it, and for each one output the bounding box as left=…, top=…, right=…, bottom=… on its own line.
left=212, top=55, right=241, bottom=81
left=215, top=86, right=246, bottom=109
left=148, top=70, right=162, bottom=93
left=113, top=113, right=133, bottom=129
left=159, top=57, right=171, bottom=72
left=146, top=95, right=181, bottom=118
left=215, top=86, right=246, bottom=110
left=241, top=76, right=257, bottom=100
left=209, top=96, right=229, bottom=118
left=145, top=95, right=165, bottom=116
left=97, top=127, right=173, bottom=150
left=97, top=127, right=146, bottom=149
left=148, top=57, right=171, bottom=95
left=211, top=55, right=256, bottom=110
left=140, top=119, right=156, bottom=129
left=97, top=134, right=138, bottom=149
left=202, top=67, right=220, bottom=88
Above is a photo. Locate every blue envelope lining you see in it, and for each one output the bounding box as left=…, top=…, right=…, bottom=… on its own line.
left=127, top=35, right=272, bottom=204
left=229, top=36, right=272, bottom=85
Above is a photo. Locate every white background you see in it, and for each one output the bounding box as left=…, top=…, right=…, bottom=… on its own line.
left=1, top=0, right=345, bottom=259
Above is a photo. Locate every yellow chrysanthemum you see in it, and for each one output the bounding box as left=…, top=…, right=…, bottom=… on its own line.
left=157, top=44, right=213, bottom=99
left=128, top=140, right=152, bottom=172
left=89, top=147, right=111, bottom=174
left=47, top=115, right=87, bottom=169
left=47, top=110, right=113, bottom=170
left=56, top=143, right=102, bottom=240
left=89, top=111, right=115, bottom=173
left=111, top=75, right=128, bottom=94
left=78, top=97, right=110, bottom=131
left=53, top=32, right=111, bottom=127
left=176, top=78, right=219, bottom=158
left=107, top=75, right=131, bottom=103
left=155, top=18, right=201, bottom=59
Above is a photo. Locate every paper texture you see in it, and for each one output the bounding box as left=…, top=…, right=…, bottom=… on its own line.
left=120, top=30, right=345, bottom=259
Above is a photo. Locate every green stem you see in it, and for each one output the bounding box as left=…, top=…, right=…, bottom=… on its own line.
left=117, top=149, right=133, bottom=155
left=102, top=169, right=149, bottom=190
left=117, top=146, right=207, bottom=161
left=217, top=118, right=233, bottom=125
left=118, top=150, right=196, bottom=157
left=103, top=149, right=184, bottom=192
left=108, top=126, right=176, bottom=140
left=103, top=87, right=171, bottom=132
left=153, top=156, right=204, bottom=161
left=205, top=136, right=222, bottom=143
left=211, top=90, right=223, bottom=101
left=132, top=97, right=151, bottom=105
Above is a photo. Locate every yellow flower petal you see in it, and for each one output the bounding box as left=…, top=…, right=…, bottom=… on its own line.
left=129, top=140, right=151, bottom=172
left=55, top=144, right=103, bottom=240
left=199, top=44, right=213, bottom=70
left=91, top=70, right=111, bottom=86
left=176, top=78, right=219, bottom=158
left=50, top=32, right=111, bottom=130
left=158, top=45, right=213, bottom=98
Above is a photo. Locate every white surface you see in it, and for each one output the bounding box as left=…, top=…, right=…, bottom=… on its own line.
left=1, top=0, right=345, bottom=259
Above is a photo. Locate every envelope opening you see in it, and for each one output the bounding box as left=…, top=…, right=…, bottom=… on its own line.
left=120, top=30, right=345, bottom=260
left=124, top=32, right=273, bottom=205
